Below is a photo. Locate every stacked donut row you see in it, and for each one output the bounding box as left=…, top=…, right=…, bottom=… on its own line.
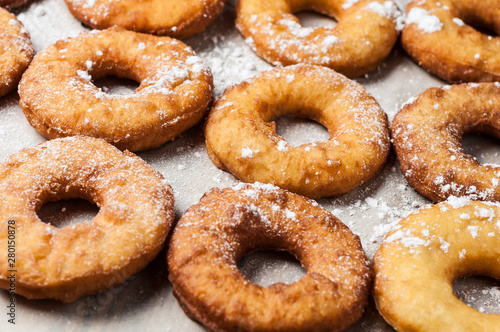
left=0, top=0, right=499, bottom=331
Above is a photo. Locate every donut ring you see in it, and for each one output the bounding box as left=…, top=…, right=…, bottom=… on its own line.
left=205, top=65, right=390, bottom=198
left=168, top=183, right=371, bottom=332
left=64, top=0, right=227, bottom=39
left=19, top=27, right=213, bottom=152
left=236, top=0, right=401, bottom=78
left=392, top=83, right=500, bottom=202
left=402, top=0, right=500, bottom=83
left=0, top=8, right=33, bottom=97
left=0, top=136, right=175, bottom=302
left=373, top=199, right=500, bottom=331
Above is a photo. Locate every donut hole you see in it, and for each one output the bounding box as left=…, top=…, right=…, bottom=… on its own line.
left=453, top=276, right=500, bottom=314
left=454, top=4, right=500, bottom=36
left=93, top=76, right=140, bottom=96
left=460, top=18, right=498, bottom=37
left=462, top=133, right=500, bottom=166
left=296, top=11, right=337, bottom=29
left=274, top=116, right=330, bottom=147
left=237, top=250, right=306, bottom=287
left=37, top=198, right=99, bottom=228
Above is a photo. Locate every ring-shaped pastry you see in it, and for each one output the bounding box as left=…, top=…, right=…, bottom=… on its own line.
left=205, top=64, right=390, bottom=198
left=236, top=0, right=401, bottom=78
left=0, top=136, right=175, bottom=302
left=374, top=198, right=500, bottom=331
left=0, top=8, right=34, bottom=97
left=19, top=27, right=213, bottom=152
left=402, top=0, right=500, bottom=82
left=64, top=0, right=227, bottom=39
left=168, top=183, right=371, bottom=332
left=392, top=83, right=500, bottom=202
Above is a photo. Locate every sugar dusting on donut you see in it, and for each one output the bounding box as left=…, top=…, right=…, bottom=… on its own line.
left=374, top=199, right=500, bottom=328
left=236, top=0, right=401, bottom=77
left=392, top=83, right=500, bottom=202
left=19, top=28, right=214, bottom=152
left=405, top=7, right=442, bottom=33
left=169, top=183, right=372, bottom=331
left=0, top=136, right=175, bottom=301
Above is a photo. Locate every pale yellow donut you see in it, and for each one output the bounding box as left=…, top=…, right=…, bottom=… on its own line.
left=205, top=64, right=390, bottom=198
left=374, top=199, right=500, bottom=331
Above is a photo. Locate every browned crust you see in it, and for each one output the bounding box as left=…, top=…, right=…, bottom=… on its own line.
left=0, top=0, right=30, bottom=10
left=168, top=184, right=371, bottom=331
left=0, top=8, right=34, bottom=97
left=392, top=82, right=500, bottom=202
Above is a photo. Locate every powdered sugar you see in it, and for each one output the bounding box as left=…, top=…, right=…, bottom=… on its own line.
left=279, top=19, right=314, bottom=38
left=241, top=147, right=257, bottom=158
left=406, top=7, right=442, bottom=33
left=452, top=17, right=465, bottom=26
left=365, top=1, right=401, bottom=20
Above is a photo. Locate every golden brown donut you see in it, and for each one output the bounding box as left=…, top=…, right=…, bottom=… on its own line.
left=205, top=64, right=391, bottom=199
left=19, top=27, right=213, bottom=152
left=236, top=0, right=401, bottom=78
left=402, top=0, right=500, bottom=83
left=0, top=8, right=33, bottom=97
left=392, top=82, right=500, bottom=202
left=168, top=183, right=371, bottom=332
left=373, top=199, right=500, bottom=331
left=64, top=0, right=227, bottom=39
left=0, top=136, right=175, bottom=302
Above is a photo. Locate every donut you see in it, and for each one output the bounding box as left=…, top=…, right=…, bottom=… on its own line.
left=205, top=64, right=391, bottom=199
left=64, top=0, right=227, bottom=39
left=373, top=198, right=500, bottom=331
left=19, top=27, right=213, bottom=152
left=0, top=136, right=175, bottom=302
left=402, top=0, right=500, bottom=83
left=0, top=8, right=34, bottom=97
left=236, top=0, right=401, bottom=78
left=168, top=183, right=371, bottom=332
left=392, top=82, right=500, bottom=202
